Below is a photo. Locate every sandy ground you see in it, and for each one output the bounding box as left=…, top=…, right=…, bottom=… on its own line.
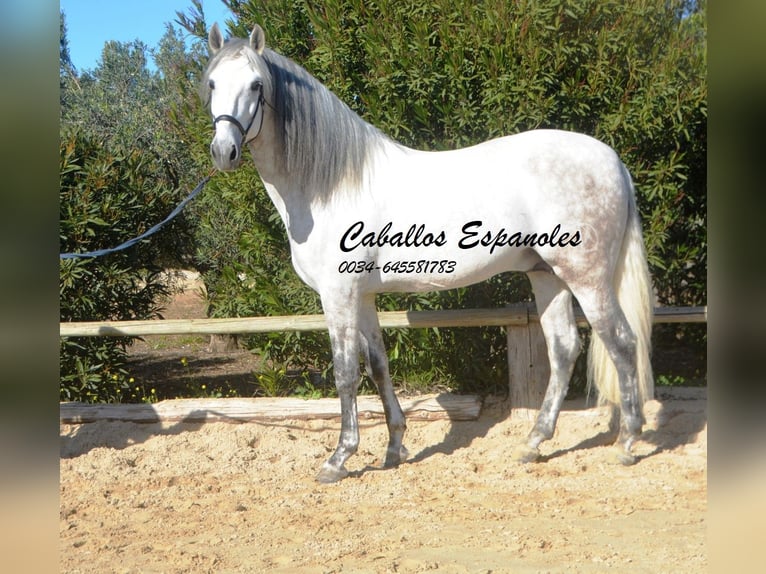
left=60, top=390, right=706, bottom=573
left=61, top=272, right=706, bottom=572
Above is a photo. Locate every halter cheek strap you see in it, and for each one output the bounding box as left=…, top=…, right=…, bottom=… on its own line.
left=212, top=84, right=266, bottom=146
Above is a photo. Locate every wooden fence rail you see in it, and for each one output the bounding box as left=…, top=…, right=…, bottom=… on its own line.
left=59, top=305, right=706, bottom=338
left=59, top=304, right=706, bottom=417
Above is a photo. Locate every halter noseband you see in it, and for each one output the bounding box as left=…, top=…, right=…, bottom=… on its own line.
left=212, top=82, right=266, bottom=146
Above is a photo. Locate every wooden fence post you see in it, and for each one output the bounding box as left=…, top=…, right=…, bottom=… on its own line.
left=507, top=303, right=550, bottom=418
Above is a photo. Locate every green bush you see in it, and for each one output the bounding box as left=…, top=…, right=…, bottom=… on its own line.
left=59, top=131, right=184, bottom=402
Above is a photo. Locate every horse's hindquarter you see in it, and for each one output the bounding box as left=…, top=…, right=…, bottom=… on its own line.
left=293, top=130, right=630, bottom=296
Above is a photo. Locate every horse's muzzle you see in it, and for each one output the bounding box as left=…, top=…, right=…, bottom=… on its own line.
left=210, top=139, right=241, bottom=171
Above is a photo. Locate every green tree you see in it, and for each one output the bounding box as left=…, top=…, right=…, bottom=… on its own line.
left=61, top=32, right=200, bottom=211
left=59, top=131, right=178, bottom=402
left=60, top=11, right=78, bottom=108
left=59, top=10, right=74, bottom=78
left=59, top=14, right=209, bottom=401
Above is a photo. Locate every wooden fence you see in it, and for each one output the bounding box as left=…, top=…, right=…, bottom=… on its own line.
left=60, top=303, right=706, bottom=415
left=59, top=304, right=705, bottom=337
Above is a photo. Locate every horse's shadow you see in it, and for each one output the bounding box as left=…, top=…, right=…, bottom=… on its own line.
left=407, top=402, right=502, bottom=465
left=536, top=388, right=707, bottom=463
left=349, top=388, right=706, bottom=477
left=636, top=387, right=707, bottom=457
left=348, top=396, right=503, bottom=479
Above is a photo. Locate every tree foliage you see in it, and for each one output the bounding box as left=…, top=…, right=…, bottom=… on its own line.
left=59, top=130, right=179, bottom=401
left=59, top=12, right=204, bottom=401
left=60, top=21, right=205, bottom=213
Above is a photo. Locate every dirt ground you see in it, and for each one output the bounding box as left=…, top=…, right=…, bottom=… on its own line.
left=59, top=274, right=707, bottom=573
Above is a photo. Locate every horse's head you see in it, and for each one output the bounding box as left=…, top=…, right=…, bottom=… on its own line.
left=203, top=23, right=269, bottom=171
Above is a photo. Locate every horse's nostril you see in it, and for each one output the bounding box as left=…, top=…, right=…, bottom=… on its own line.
left=229, top=146, right=238, bottom=162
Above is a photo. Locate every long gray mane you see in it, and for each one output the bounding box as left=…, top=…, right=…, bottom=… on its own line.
left=202, top=39, right=389, bottom=198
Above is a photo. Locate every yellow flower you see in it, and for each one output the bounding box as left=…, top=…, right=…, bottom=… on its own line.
left=129, top=377, right=135, bottom=383
left=180, top=357, right=188, bottom=367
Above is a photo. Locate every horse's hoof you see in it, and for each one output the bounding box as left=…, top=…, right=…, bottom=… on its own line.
left=316, top=463, right=349, bottom=484
left=511, top=444, right=540, bottom=463
left=607, top=447, right=636, bottom=466
left=383, top=445, right=409, bottom=468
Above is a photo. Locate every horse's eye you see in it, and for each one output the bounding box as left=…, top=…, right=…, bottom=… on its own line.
left=250, top=80, right=262, bottom=91
left=208, top=79, right=215, bottom=90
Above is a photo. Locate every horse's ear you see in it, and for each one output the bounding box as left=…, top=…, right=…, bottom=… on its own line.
left=249, top=24, right=266, bottom=55
left=209, top=23, right=224, bottom=54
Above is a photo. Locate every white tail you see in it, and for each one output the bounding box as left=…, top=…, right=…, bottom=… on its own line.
left=587, top=170, right=654, bottom=408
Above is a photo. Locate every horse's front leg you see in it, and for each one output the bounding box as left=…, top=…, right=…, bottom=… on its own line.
left=316, top=300, right=362, bottom=484
left=358, top=296, right=408, bottom=468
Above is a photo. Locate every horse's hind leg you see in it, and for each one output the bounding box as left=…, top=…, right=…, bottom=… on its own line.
left=574, top=288, right=644, bottom=465
left=512, top=271, right=581, bottom=463
left=359, top=296, right=409, bottom=467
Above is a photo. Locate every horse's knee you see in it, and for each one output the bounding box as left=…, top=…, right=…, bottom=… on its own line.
left=334, top=379, right=357, bottom=397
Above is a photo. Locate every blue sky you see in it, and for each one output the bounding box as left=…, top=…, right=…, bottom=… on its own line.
left=60, top=0, right=234, bottom=72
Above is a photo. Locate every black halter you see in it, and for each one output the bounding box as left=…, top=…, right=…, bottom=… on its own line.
left=212, top=82, right=266, bottom=146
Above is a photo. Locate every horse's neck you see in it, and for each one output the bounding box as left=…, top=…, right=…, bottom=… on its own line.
left=247, top=118, right=281, bottom=181
left=245, top=117, right=289, bottom=206
left=246, top=135, right=317, bottom=245
left=247, top=124, right=409, bottom=240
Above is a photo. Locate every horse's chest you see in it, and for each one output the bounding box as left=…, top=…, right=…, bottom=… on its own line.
left=286, top=244, right=318, bottom=289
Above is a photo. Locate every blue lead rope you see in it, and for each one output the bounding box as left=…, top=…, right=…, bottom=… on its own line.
left=60, top=174, right=213, bottom=260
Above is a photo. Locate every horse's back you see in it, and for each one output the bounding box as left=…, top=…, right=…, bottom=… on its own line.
left=381, top=128, right=630, bottom=225
left=480, top=129, right=623, bottom=181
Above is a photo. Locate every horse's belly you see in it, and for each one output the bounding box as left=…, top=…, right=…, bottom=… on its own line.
left=359, top=244, right=542, bottom=294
